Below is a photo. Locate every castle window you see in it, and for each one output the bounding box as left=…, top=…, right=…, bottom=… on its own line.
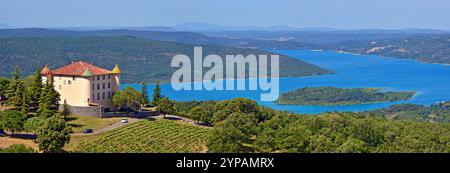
left=102, top=92, right=105, bottom=99
left=63, top=80, right=66, bottom=85
left=103, top=83, right=105, bottom=89
left=92, top=94, right=95, bottom=101
left=68, top=80, right=72, bottom=85
left=97, top=76, right=100, bottom=80
left=108, top=75, right=111, bottom=79
left=108, top=91, right=111, bottom=98
left=72, top=76, right=76, bottom=80
left=103, top=75, right=105, bottom=80
left=92, top=84, right=95, bottom=90
left=97, top=93, right=100, bottom=100
left=108, top=82, right=110, bottom=88
left=97, top=84, right=100, bottom=90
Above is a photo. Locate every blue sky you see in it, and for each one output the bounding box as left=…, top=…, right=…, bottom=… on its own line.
left=0, top=0, right=449, bottom=29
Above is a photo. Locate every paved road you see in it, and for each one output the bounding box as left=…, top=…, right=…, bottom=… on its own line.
left=93, top=118, right=141, bottom=134
left=72, top=118, right=141, bottom=136
left=72, top=114, right=211, bottom=136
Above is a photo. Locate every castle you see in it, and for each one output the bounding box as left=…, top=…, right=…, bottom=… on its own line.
left=41, top=61, right=121, bottom=113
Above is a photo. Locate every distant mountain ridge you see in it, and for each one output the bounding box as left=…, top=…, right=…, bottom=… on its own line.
left=317, top=34, right=450, bottom=64
left=0, top=28, right=314, bottom=49
left=1, top=28, right=450, bottom=65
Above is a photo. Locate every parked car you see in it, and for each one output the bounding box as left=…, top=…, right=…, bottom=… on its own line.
left=0, top=129, right=5, bottom=136
left=121, top=118, right=128, bottom=123
left=83, top=129, right=93, bottom=134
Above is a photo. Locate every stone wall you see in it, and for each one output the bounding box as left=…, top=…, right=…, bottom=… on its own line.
left=63, top=105, right=103, bottom=117
left=61, top=105, right=159, bottom=118
left=101, top=111, right=159, bottom=118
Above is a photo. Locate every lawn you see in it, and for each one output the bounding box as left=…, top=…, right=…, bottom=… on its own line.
left=75, top=119, right=211, bottom=153
left=66, top=115, right=122, bottom=133
left=0, top=136, right=39, bottom=151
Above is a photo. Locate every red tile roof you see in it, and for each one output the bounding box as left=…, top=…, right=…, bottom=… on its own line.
left=50, top=61, right=113, bottom=76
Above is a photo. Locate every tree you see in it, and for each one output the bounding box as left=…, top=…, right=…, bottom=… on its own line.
left=112, top=87, right=144, bottom=112
left=0, top=77, right=10, bottom=99
left=190, top=106, right=205, bottom=124
left=212, top=98, right=259, bottom=124
left=36, top=114, right=71, bottom=153
left=8, top=79, right=25, bottom=108
left=61, top=99, right=70, bottom=121
left=37, top=80, right=60, bottom=116
left=156, top=97, right=175, bottom=118
left=24, top=116, right=46, bottom=135
left=20, top=89, right=30, bottom=115
left=0, top=110, right=27, bottom=134
left=5, top=67, right=21, bottom=103
left=141, top=82, right=149, bottom=105
left=190, top=106, right=212, bottom=125
left=29, top=68, right=43, bottom=106
left=207, top=112, right=258, bottom=153
left=336, top=138, right=367, bottom=153
left=152, top=82, right=162, bottom=106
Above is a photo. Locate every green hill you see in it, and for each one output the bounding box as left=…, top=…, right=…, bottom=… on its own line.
left=320, top=34, right=450, bottom=64
left=0, top=36, right=332, bottom=83
left=276, top=87, right=415, bottom=105
left=364, top=102, right=450, bottom=123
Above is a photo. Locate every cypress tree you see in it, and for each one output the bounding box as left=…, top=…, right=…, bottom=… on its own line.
left=152, top=82, right=161, bottom=106
left=37, top=78, right=60, bottom=116
left=141, top=82, right=149, bottom=105
left=5, top=67, right=21, bottom=105
left=20, top=90, right=29, bottom=115
left=29, top=67, right=43, bottom=106
left=10, top=81, right=25, bottom=107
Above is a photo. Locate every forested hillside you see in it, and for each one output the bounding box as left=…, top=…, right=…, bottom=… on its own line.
left=276, top=87, right=415, bottom=105
left=0, top=36, right=332, bottom=83
left=319, top=34, right=450, bottom=64
left=171, top=98, right=450, bottom=153
left=364, top=102, right=450, bottom=123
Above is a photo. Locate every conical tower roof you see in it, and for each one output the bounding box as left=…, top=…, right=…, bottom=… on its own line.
left=111, top=64, right=121, bottom=74
left=81, top=68, right=93, bottom=77
left=41, top=64, right=52, bottom=75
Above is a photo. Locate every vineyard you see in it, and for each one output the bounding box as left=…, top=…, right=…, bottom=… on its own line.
left=76, top=119, right=211, bottom=153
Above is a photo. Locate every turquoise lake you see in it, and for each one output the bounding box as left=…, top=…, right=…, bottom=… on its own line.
left=123, top=50, right=450, bottom=114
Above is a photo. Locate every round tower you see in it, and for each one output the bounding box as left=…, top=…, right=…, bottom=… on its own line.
left=81, top=68, right=93, bottom=104
left=41, top=64, right=52, bottom=84
left=111, top=64, right=121, bottom=90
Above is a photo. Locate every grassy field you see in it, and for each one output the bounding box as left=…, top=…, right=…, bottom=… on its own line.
left=67, top=115, right=122, bottom=133
left=0, top=136, right=39, bottom=151
left=75, top=119, right=211, bottom=153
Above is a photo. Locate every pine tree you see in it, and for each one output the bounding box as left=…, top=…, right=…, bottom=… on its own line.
left=10, top=81, right=25, bottom=107
left=61, top=99, right=70, bottom=121
left=152, top=82, right=161, bottom=106
left=20, top=89, right=29, bottom=115
left=29, top=67, right=43, bottom=107
left=37, top=78, right=60, bottom=116
left=5, top=67, right=21, bottom=105
left=141, top=82, right=149, bottom=105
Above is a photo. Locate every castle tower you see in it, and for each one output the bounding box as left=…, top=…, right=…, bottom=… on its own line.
left=41, top=64, right=52, bottom=84
left=111, top=64, right=121, bottom=91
